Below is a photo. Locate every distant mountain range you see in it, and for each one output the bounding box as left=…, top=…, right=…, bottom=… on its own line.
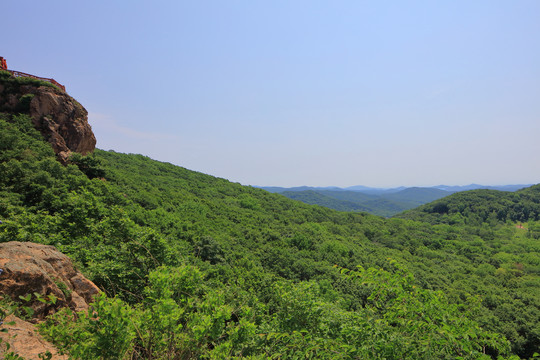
left=258, top=184, right=532, bottom=217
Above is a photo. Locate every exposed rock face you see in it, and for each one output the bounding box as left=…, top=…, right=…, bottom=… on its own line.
left=0, top=73, right=96, bottom=163
left=0, top=241, right=100, bottom=359
left=29, top=86, right=96, bottom=163
left=0, top=241, right=100, bottom=318
left=0, top=315, right=68, bottom=360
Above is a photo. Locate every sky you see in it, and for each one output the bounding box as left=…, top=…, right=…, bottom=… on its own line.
left=2, top=1, right=540, bottom=187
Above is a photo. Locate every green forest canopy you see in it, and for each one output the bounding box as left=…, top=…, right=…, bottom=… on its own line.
left=0, top=112, right=539, bottom=359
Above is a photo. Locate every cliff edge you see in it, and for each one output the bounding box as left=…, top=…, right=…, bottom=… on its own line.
left=0, top=70, right=96, bottom=163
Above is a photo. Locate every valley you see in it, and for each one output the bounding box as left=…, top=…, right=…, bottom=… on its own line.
left=261, top=185, right=530, bottom=217
left=0, top=70, right=539, bottom=359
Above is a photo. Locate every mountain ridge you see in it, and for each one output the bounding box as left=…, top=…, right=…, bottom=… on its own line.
left=1, top=74, right=539, bottom=358
left=259, top=183, right=531, bottom=194
left=258, top=184, right=532, bottom=217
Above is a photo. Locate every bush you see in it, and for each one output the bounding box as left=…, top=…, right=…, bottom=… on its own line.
left=69, top=153, right=106, bottom=179
left=17, top=94, right=34, bottom=112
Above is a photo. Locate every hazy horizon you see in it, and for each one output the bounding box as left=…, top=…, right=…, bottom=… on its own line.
left=254, top=183, right=534, bottom=189
left=3, top=1, right=539, bottom=188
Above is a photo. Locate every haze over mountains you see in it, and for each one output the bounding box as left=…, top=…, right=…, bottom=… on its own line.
left=259, top=184, right=531, bottom=217
left=2, top=69, right=540, bottom=358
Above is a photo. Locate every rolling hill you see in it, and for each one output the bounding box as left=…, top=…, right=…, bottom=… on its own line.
left=397, top=185, right=540, bottom=225
left=270, top=187, right=450, bottom=216
left=1, top=71, right=539, bottom=358
left=262, top=185, right=530, bottom=217
left=0, top=112, right=538, bottom=357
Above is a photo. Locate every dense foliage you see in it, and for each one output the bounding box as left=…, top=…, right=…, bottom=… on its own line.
left=398, top=187, right=540, bottom=225
left=1, top=113, right=539, bottom=358
left=281, top=190, right=374, bottom=213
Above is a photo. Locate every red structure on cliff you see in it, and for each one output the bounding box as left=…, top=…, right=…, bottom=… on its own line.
left=0, top=57, right=66, bottom=92
left=0, top=57, right=7, bottom=70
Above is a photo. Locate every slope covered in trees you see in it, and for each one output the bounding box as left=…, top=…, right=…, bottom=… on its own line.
left=280, top=190, right=374, bottom=212
left=1, top=112, right=539, bottom=358
left=397, top=187, right=540, bottom=226
left=276, top=187, right=452, bottom=217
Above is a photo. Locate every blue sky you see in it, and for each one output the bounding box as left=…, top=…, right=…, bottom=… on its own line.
left=3, top=1, right=539, bottom=187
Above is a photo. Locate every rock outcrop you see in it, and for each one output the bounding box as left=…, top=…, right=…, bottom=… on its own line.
left=0, top=241, right=100, bottom=318
left=0, top=315, right=68, bottom=360
left=0, top=72, right=96, bottom=163
left=29, top=86, right=96, bottom=163
left=0, top=241, right=100, bottom=359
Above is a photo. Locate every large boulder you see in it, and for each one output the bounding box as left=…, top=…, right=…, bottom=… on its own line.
left=0, top=241, right=100, bottom=359
left=0, top=241, right=100, bottom=318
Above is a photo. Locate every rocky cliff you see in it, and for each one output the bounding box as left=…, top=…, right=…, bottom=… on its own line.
left=0, top=71, right=96, bottom=163
left=0, top=241, right=100, bottom=359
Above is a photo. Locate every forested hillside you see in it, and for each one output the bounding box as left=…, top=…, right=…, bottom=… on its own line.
left=1, top=110, right=539, bottom=358
left=398, top=187, right=540, bottom=225
left=274, top=187, right=452, bottom=216
left=280, top=190, right=375, bottom=212
left=264, top=186, right=530, bottom=217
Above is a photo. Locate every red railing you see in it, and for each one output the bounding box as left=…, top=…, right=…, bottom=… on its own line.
left=7, top=69, right=66, bottom=92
